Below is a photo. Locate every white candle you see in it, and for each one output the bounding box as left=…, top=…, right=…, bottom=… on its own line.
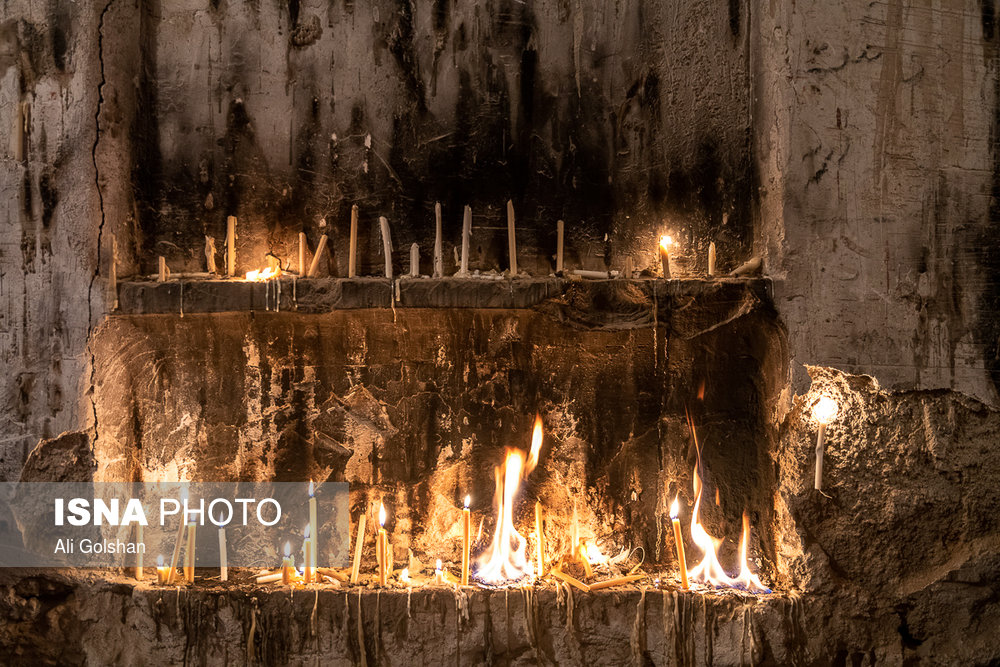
left=226, top=216, right=237, bottom=277
left=506, top=200, right=517, bottom=277
left=218, top=527, right=228, bottom=582
left=409, top=243, right=420, bottom=277
left=459, top=206, right=472, bottom=276
left=299, top=232, right=307, bottom=275
left=308, top=481, right=318, bottom=569
left=134, top=522, right=144, bottom=580
left=708, top=242, right=716, bottom=277
left=349, top=204, right=359, bottom=278
left=433, top=202, right=443, bottom=278
left=350, top=512, right=367, bottom=584
left=556, top=220, right=564, bottom=274
left=308, top=234, right=329, bottom=278
left=813, top=396, right=839, bottom=491
left=380, top=216, right=393, bottom=279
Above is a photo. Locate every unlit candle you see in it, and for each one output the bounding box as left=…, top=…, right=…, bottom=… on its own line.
left=308, top=234, right=329, bottom=278
left=409, top=243, right=420, bottom=278
left=708, top=241, right=716, bottom=277
left=226, top=216, right=236, bottom=277
left=299, top=232, right=307, bottom=275
left=556, top=220, right=565, bottom=274
left=380, top=217, right=393, bottom=279
left=433, top=202, right=443, bottom=278
left=507, top=200, right=518, bottom=277
left=348, top=205, right=359, bottom=278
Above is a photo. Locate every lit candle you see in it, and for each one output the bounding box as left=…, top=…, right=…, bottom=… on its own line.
left=218, top=526, right=228, bottom=582
left=157, top=256, right=168, bottom=282
left=377, top=503, right=388, bottom=586
left=556, top=220, right=565, bottom=274
left=308, top=481, right=318, bottom=570
left=659, top=235, right=672, bottom=278
left=459, top=205, right=471, bottom=275
left=298, top=232, right=307, bottom=275
left=813, top=396, right=839, bottom=491
left=226, top=215, right=237, bottom=277
left=348, top=204, right=359, bottom=278
left=282, top=541, right=294, bottom=585
left=435, top=558, right=443, bottom=584
left=708, top=241, right=716, bottom=277
left=670, top=496, right=689, bottom=590
left=156, top=555, right=170, bottom=585
left=409, top=243, right=420, bottom=278
left=433, top=202, right=443, bottom=278
left=461, top=495, right=471, bottom=586
left=534, top=500, right=545, bottom=578
left=380, top=217, right=393, bottom=279
left=134, top=522, right=144, bottom=580
left=507, top=200, right=518, bottom=277
left=184, top=522, right=196, bottom=584
left=350, top=511, right=367, bottom=584
left=166, top=487, right=188, bottom=584
left=303, top=525, right=313, bottom=584
left=400, top=567, right=410, bottom=584
left=308, top=234, right=329, bottom=278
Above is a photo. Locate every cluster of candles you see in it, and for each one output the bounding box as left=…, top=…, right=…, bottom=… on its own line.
left=126, top=203, right=729, bottom=287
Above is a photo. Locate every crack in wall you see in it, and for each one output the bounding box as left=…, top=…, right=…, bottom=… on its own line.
left=86, top=0, right=116, bottom=450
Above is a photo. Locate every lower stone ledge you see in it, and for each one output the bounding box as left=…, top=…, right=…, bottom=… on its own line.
left=1, top=572, right=802, bottom=666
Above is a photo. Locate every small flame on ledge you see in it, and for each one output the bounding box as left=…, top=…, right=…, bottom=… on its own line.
left=245, top=266, right=281, bottom=281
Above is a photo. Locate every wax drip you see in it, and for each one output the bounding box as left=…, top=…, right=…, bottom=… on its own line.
left=520, top=588, right=536, bottom=651
left=356, top=589, right=367, bottom=667
left=564, top=582, right=574, bottom=631
left=375, top=590, right=381, bottom=666
left=630, top=587, right=647, bottom=665
left=179, top=281, right=184, bottom=318
left=406, top=587, right=412, bottom=619
left=246, top=598, right=258, bottom=664
left=311, top=589, right=319, bottom=637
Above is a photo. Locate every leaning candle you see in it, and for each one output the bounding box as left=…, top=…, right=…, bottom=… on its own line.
left=433, top=202, right=443, bottom=278
left=506, top=200, right=518, bottom=277
left=556, top=220, right=565, bottom=274
left=550, top=567, right=590, bottom=592
left=350, top=511, right=367, bottom=584
left=156, top=555, right=170, bottom=585
left=184, top=522, right=196, bottom=584
left=659, top=235, right=672, bottom=279
left=534, top=501, right=545, bottom=578
left=379, top=217, right=393, bottom=279
left=461, top=495, right=471, bottom=586
left=282, top=541, right=294, bottom=585
left=308, top=234, right=329, bottom=278
left=708, top=241, right=717, bottom=277
left=813, top=396, right=839, bottom=491
left=134, top=522, right=144, bottom=580
left=459, top=205, right=471, bottom=275
left=670, top=496, right=689, bottom=590
left=409, top=243, right=420, bottom=278
left=226, top=215, right=237, bottom=277
left=348, top=204, right=359, bottom=278
left=257, top=572, right=284, bottom=584
left=588, top=574, right=646, bottom=591
left=219, top=526, right=228, bottom=582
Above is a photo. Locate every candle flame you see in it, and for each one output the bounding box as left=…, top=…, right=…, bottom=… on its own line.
left=309, top=480, right=315, bottom=497
left=378, top=502, right=386, bottom=527
left=670, top=496, right=680, bottom=519
left=436, top=559, right=442, bottom=571
left=660, top=235, right=672, bottom=250
left=685, top=406, right=770, bottom=592
left=304, top=524, right=310, bottom=539
left=245, top=266, right=281, bottom=281
left=400, top=567, right=410, bottom=583
left=464, top=495, right=470, bottom=509
left=157, top=554, right=164, bottom=567
left=526, top=414, right=543, bottom=472
left=813, top=396, right=839, bottom=425
left=284, top=541, right=291, bottom=558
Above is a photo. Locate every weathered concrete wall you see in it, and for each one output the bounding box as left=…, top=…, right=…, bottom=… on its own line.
left=755, top=1, right=1000, bottom=405
left=138, top=0, right=753, bottom=277
left=0, top=0, right=140, bottom=481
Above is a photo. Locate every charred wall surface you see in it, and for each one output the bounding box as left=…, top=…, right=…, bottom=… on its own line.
left=135, top=0, right=753, bottom=277
left=89, top=281, right=786, bottom=571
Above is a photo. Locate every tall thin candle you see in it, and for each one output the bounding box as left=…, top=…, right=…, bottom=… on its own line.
left=226, top=215, right=237, bottom=277
left=377, top=503, right=388, bottom=586
left=670, top=497, right=689, bottom=590
left=166, top=487, right=188, bottom=584
left=708, top=242, right=716, bottom=277
left=506, top=200, right=518, bottom=276
left=218, top=526, right=228, bottom=582
left=309, top=481, right=318, bottom=569
left=461, top=495, right=471, bottom=586
left=534, top=500, right=545, bottom=578
left=433, top=202, right=443, bottom=278
left=348, top=205, right=359, bottom=278
left=184, top=522, right=196, bottom=584
left=350, top=512, right=367, bottom=584
left=459, top=206, right=471, bottom=275
left=380, top=217, right=393, bottom=279
left=308, top=235, right=329, bottom=278
left=298, top=232, right=307, bottom=275
left=556, top=220, right=565, bottom=274
left=134, top=522, right=144, bottom=580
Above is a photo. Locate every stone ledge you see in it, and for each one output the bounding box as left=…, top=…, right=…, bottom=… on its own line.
left=113, top=277, right=771, bottom=315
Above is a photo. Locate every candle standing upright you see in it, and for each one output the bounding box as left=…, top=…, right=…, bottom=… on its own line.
left=218, top=526, right=228, bottom=582
left=308, top=481, right=318, bottom=570
left=184, top=522, right=196, bottom=584
left=659, top=235, right=672, bottom=278
left=377, top=503, right=388, bottom=586
left=281, top=541, right=294, bottom=585
left=433, top=202, right=443, bottom=278
left=303, top=525, right=313, bottom=584
left=506, top=200, right=518, bottom=276
left=670, top=497, right=689, bottom=590
left=348, top=204, right=359, bottom=278
left=134, top=522, right=144, bottom=580
left=813, top=396, right=839, bottom=491
left=461, top=495, right=471, bottom=586
left=166, top=486, right=188, bottom=584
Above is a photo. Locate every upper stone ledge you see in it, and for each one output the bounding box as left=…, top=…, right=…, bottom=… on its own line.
left=113, top=276, right=772, bottom=315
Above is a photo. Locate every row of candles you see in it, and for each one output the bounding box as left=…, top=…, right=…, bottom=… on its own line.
left=137, top=203, right=729, bottom=283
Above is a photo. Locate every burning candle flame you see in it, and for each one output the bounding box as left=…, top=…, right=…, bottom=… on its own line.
left=813, top=396, right=839, bottom=425
left=526, top=414, right=543, bottom=472
left=157, top=554, right=164, bottom=567
left=304, top=524, right=310, bottom=539
left=245, top=266, right=281, bottom=281
left=670, top=496, right=680, bottom=520
left=309, top=480, right=315, bottom=497
left=400, top=567, right=410, bottom=583
left=685, top=406, right=770, bottom=593
left=436, top=559, right=442, bottom=572
left=660, top=235, right=672, bottom=250
left=464, top=495, right=470, bottom=509
left=378, top=502, right=386, bottom=528
left=283, top=541, right=291, bottom=558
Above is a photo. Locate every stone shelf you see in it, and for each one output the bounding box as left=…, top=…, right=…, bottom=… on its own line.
left=113, top=276, right=771, bottom=315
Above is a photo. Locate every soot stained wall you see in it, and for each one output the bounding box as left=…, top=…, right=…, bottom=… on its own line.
left=137, top=0, right=753, bottom=277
